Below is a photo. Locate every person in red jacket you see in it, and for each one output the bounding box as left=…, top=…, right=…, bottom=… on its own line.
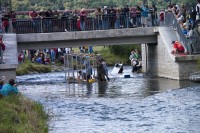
left=171, top=41, right=185, bottom=54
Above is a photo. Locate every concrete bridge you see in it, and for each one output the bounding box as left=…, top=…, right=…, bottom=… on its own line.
left=16, top=28, right=157, bottom=50
left=1, top=26, right=200, bottom=83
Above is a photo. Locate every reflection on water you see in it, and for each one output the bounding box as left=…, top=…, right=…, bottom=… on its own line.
left=17, top=66, right=200, bottom=133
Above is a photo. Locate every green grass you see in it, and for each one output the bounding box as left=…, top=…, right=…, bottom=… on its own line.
left=16, top=61, right=51, bottom=76
left=0, top=94, right=48, bottom=133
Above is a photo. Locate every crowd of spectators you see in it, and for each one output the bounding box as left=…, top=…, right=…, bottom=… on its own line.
left=167, top=0, right=200, bottom=39
left=0, top=1, right=200, bottom=34
left=1, top=4, right=163, bottom=33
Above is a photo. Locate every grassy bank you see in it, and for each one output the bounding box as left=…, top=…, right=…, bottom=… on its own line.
left=0, top=94, right=48, bottom=133
left=16, top=61, right=51, bottom=76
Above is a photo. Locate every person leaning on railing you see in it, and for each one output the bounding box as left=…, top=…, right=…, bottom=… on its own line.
left=29, top=10, right=40, bottom=32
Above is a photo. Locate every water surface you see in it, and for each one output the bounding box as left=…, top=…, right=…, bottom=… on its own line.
left=17, top=66, right=200, bottom=133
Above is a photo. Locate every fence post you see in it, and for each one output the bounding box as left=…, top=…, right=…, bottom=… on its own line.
left=40, top=19, right=43, bottom=33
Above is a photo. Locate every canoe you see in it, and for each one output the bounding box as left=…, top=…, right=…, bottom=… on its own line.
left=111, top=63, right=123, bottom=74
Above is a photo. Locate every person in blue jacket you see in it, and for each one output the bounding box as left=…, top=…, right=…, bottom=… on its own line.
left=141, top=4, right=149, bottom=27
left=0, top=79, right=18, bottom=96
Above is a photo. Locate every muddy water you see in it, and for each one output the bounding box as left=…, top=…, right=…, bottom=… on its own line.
left=17, top=66, right=200, bottom=133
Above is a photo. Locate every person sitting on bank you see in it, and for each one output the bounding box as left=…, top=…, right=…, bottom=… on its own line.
left=171, top=41, right=185, bottom=54
left=0, top=79, right=18, bottom=96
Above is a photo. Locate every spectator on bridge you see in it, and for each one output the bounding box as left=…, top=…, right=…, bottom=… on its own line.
left=2, top=12, right=10, bottom=33
left=94, top=7, right=103, bottom=30
left=159, top=10, right=165, bottom=26
left=141, top=4, right=149, bottom=27
left=53, top=10, right=59, bottom=19
left=10, top=11, right=17, bottom=33
left=109, top=6, right=116, bottom=29
left=186, top=25, right=194, bottom=39
left=189, top=6, right=197, bottom=29
left=79, top=8, right=88, bottom=31
left=0, top=79, right=18, bottom=97
left=44, top=9, right=53, bottom=32
left=182, top=24, right=188, bottom=35
left=150, top=4, right=158, bottom=26
left=53, top=10, right=60, bottom=31
left=102, top=6, right=109, bottom=29
left=130, top=7, right=137, bottom=27
left=61, top=9, right=70, bottom=31
left=136, top=6, right=142, bottom=27
left=171, top=41, right=185, bottom=54
left=115, top=8, right=121, bottom=29
left=71, top=10, right=78, bottom=31
left=122, top=5, right=130, bottom=28
left=29, top=10, right=40, bottom=33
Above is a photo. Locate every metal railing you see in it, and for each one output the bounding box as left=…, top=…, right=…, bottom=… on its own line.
left=13, top=14, right=158, bottom=34
left=3, top=11, right=200, bottom=54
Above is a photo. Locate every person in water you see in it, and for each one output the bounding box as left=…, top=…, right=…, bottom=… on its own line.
left=78, top=70, right=91, bottom=82
left=0, top=79, right=18, bottom=96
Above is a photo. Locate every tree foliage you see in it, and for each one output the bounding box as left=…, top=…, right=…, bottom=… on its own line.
left=5, top=0, right=197, bottom=11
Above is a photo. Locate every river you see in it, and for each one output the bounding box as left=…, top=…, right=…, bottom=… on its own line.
left=17, top=66, right=200, bottom=133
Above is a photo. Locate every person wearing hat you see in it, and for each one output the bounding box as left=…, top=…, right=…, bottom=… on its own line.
left=171, top=41, right=185, bottom=54
left=0, top=79, right=18, bottom=96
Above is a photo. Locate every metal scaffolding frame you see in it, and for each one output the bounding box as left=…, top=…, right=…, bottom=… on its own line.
left=64, top=53, right=101, bottom=83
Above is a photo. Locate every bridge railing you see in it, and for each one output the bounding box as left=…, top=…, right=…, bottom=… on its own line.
left=164, top=11, right=200, bottom=54
left=13, top=14, right=157, bottom=34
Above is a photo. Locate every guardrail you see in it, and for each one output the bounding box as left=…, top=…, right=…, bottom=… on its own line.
left=13, top=14, right=157, bottom=34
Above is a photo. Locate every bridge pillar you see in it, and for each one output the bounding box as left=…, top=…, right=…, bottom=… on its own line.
left=142, top=32, right=200, bottom=80
left=141, top=43, right=158, bottom=76
left=0, top=34, right=18, bottom=83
